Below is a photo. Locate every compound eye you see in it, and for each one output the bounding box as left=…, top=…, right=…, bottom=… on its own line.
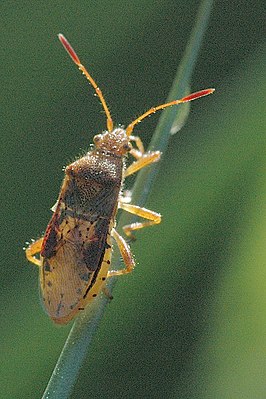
left=123, top=143, right=132, bottom=152
left=93, top=134, right=101, bottom=144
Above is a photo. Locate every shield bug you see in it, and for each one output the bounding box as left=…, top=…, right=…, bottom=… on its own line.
left=25, top=34, right=214, bottom=324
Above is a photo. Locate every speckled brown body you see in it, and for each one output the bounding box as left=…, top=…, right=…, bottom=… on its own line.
left=26, top=33, right=213, bottom=324
left=40, top=148, right=124, bottom=323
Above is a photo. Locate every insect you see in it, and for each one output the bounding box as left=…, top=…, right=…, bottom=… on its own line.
left=25, top=34, right=214, bottom=324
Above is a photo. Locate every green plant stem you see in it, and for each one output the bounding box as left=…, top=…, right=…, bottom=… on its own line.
left=131, top=0, right=214, bottom=207
left=42, top=1, right=214, bottom=397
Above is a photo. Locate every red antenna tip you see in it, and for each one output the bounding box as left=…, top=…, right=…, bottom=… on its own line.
left=58, top=33, right=81, bottom=65
left=180, top=88, right=215, bottom=103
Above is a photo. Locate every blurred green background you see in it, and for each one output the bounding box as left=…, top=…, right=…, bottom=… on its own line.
left=1, top=1, right=265, bottom=398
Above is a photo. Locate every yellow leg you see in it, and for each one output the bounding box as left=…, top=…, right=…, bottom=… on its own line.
left=124, top=151, right=161, bottom=177
left=107, top=228, right=135, bottom=277
left=25, top=237, right=44, bottom=267
left=129, top=135, right=145, bottom=155
left=119, top=203, right=161, bottom=239
left=129, top=148, right=143, bottom=160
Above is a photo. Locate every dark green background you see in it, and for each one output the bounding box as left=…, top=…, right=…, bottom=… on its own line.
left=1, top=1, right=265, bottom=398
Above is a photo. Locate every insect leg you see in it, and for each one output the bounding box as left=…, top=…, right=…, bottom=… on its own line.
left=119, top=203, right=161, bottom=239
left=129, top=135, right=145, bottom=156
left=124, top=151, right=161, bottom=177
left=107, top=228, right=135, bottom=277
left=25, top=237, right=44, bottom=267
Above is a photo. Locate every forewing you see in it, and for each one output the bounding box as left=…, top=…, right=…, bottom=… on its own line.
left=40, top=212, right=110, bottom=323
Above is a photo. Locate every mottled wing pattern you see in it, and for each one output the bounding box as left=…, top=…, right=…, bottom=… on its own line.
left=40, top=203, right=111, bottom=323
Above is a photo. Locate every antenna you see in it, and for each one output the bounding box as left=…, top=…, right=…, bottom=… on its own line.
left=125, top=88, right=215, bottom=136
left=58, top=34, right=113, bottom=132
